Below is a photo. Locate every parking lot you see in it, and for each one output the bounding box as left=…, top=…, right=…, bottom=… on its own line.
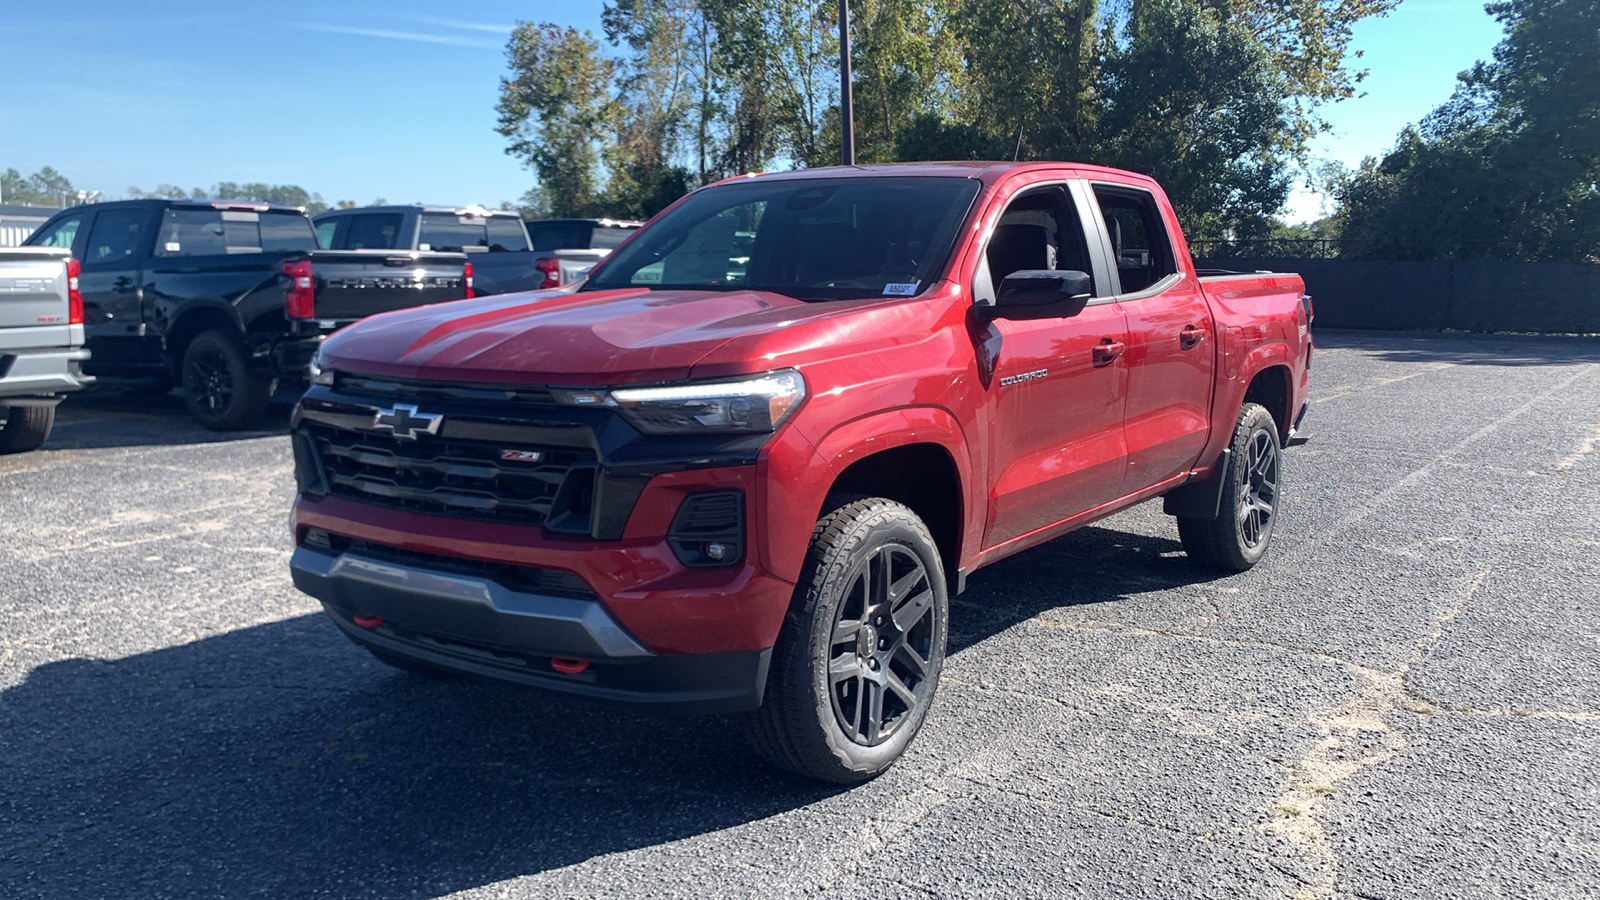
left=2, top=329, right=1597, bottom=899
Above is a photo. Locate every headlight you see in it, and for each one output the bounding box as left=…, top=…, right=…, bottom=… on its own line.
left=308, top=349, right=335, bottom=386
left=554, top=370, right=806, bottom=435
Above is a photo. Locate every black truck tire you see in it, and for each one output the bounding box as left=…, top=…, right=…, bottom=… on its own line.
left=0, top=405, right=55, bottom=454
left=744, top=496, right=948, bottom=783
left=181, top=329, right=273, bottom=431
left=1178, top=402, right=1281, bottom=571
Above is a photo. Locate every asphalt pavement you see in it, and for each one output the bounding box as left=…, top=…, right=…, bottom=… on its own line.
left=2, top=330, right=1597, bottom=899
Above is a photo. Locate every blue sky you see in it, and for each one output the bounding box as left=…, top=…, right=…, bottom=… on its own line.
left=2, top=0, right=1501, bottom=219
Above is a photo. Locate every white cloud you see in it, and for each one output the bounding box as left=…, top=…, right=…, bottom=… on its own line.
left=409, top=16, right=513, bottom=35
left=296, top=22, right=502, bottom=50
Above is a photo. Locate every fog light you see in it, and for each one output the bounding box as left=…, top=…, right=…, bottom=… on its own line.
left=706, top=542, right=729, bottom=561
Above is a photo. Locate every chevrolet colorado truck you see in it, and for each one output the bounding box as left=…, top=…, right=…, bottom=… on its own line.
left=25, top=199, right=471, bottom=430
left=312, top=205, right=541, bottom=297
left=288, top=162, right=1311, bottom=783
left=0, top=247, right=91, bottom=452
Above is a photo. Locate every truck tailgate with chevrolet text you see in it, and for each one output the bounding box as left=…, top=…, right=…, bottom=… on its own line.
left=289, top=162, right=1311, bottom=782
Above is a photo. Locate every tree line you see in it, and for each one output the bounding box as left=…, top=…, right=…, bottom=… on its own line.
left=499, top=0, right=1597, bottom=263
left=496, top=0, right=1396, bottom=240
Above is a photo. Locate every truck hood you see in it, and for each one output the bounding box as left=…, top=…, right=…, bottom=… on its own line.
left=318, top=287, right=845, bottom=385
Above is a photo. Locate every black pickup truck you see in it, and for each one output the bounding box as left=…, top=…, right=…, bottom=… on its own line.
left=25, top=199, right=470, bottom=429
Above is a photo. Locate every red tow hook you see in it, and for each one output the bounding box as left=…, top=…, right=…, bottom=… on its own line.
left=353, top=615, right=384, bottom=629
left=550, top=657, right=590, bottom=674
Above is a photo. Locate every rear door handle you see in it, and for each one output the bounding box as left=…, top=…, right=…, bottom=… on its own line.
left=1092, top=338, right=1126, bottom=367
left=1180, top=325, right=1206, bottom=348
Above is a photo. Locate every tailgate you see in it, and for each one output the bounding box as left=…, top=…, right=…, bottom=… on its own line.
left=552, top=249, right=608, bottom=284
left=0, top=247, right=72, bottom=352
left=305, top=250, right=471, bottom=321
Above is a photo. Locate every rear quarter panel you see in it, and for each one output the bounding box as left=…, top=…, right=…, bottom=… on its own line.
left=1197, top=272, right=1309, bottom=467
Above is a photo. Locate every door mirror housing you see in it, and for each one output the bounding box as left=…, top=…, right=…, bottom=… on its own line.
left=981, top=269, right=1093, bottom=320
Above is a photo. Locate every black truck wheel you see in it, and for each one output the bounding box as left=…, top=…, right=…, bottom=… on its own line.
left=1178, top=402, right=1281, bottom=571
left=181, top=329, right=273, bottom=431
left=0, top=405, right=56, bottom=454
left=744, top=496, right=948, bottom=783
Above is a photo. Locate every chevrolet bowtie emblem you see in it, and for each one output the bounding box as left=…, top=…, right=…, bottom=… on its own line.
left=372, top=404, right=443, bottom=440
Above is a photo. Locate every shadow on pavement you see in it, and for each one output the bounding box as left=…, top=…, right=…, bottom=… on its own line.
left=43, top=381, right=296, bottom=450
left=1316, top=328, right=1600, bottom=367
left=0, top=525, right=1221, bottom=898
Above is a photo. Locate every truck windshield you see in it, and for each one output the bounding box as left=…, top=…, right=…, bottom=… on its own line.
left=582, top=176, right=980, bottom=301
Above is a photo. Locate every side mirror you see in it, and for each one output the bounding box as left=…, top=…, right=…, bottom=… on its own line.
left=982, top=270, right=1093, bottom=320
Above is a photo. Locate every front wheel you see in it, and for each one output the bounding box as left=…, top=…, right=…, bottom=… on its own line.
left=1178, top=402, right=1281, bottom=571
left=744, top=497, right=949, bottom=783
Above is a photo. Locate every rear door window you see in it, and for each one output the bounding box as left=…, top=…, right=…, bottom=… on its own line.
left=1090, top=186, right=1177, bottom=294
left=81, top=208, right=147, bottom=267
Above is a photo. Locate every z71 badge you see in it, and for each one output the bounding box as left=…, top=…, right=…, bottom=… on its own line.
left=999, top=369, right=1048, bottom=387
left=500, top=449, right=544, bottom=463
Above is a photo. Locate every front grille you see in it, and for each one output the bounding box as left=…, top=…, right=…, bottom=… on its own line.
left=303, top=420, right=594, bottom=527
left=334, top=373, right=560, bottom=409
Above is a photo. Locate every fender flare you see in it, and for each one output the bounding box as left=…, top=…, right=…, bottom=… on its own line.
left=762, top=406, right=978, bottom=582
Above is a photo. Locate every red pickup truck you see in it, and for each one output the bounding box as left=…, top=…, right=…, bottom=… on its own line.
left=288, top=162, right=1311, bottom=783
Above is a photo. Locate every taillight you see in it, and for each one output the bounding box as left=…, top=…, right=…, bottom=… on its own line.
left=536, top=257, right=560, bottom=289
left=282, top=259, right=314, bottom=318
left=65, top=257, right=83, bottom=325
left=463, top=260, right=474, bottom=299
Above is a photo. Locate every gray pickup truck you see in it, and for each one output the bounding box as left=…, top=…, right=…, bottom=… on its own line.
left=0, top=246, right=91, bottom=452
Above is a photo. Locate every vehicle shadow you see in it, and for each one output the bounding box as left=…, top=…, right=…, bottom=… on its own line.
left=949, top=524, right=1225, bottom=655
left=0, top=526, right=1221, bottom=899
left=1316, top=327, right=1600, bottom=367
left=43, top=381, right=296, bottom=450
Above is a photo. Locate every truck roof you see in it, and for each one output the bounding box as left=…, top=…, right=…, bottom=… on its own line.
left=313, top=205, right=522, bottom=219
left=714, top=161, right=1159, bottom=189
left=33, top=198, right=310, bottom=215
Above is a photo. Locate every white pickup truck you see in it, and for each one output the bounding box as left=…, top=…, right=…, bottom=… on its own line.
left=0, top=246, right=91, bottom=452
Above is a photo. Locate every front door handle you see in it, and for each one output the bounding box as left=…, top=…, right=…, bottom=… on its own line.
left=1180, top=324, right=1206, bottom=349
left=1092, top=338, right=1126, bottom=367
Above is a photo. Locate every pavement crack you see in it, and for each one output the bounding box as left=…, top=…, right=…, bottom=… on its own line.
left=1260, top=565, right=1492, bottom=900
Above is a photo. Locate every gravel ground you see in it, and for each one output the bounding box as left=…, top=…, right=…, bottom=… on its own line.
left=1, top=329, right=1597, bottom=899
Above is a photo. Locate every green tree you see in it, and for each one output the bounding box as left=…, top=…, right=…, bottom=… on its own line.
left=497, top=23, right=618, bottom=217
left=1095, top=0, right=1291, bottom=239
left=1339, top=0, right=1600, bottom=261
left=2, top=166, right=76, bottom=205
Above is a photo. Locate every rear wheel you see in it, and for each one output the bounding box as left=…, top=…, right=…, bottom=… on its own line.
left=744, top=497, right=948, bottom=783
left=0, top=405, right=56, bottom=454
left=181, top=329, right=273, bottom=431
left=1178, top=402, right=1281, bottom=571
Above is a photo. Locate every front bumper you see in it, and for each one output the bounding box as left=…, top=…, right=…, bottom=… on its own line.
left=0, top=346, right=92, bottom=401
left=292, top=544, right=771, bottom=715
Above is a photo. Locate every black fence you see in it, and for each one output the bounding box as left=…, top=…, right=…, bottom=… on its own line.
left=1194, top=257, right=1600, bottom=335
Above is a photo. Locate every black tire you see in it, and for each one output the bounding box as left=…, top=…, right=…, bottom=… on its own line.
left=0, top=405, right=55, bottom=454
left=744, top=496, right=949, bottom=783
left=180, top=329, right=273, bottom=431
left=1178, top=402, right=1281, bottom=571
left=365, top=645, right=457, bottom=678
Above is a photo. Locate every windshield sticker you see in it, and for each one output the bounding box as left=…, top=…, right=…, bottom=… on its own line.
left=165, top=242, right=182, bottom=253
left=883, top=283, right=919, bottom=296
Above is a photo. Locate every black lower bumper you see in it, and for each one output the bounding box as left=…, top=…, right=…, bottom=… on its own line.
left=291, top=546, right=770, bottom=715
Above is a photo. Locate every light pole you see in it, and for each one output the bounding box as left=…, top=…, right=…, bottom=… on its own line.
left=839, top=0, right=854, bottom=166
